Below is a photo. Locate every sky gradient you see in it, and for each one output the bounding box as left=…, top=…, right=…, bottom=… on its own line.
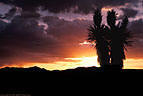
left=0, top=0, right=143, bottom=70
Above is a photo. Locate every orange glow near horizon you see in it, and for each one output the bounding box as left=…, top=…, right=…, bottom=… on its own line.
left=1, top=56, right=143, bottom=71
left=29, top=56, right=99, bottom=71
left=124, top=59, right=143, bottom=69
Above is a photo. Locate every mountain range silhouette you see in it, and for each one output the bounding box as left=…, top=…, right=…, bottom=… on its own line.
left=0, top=66, right=142, bottom=95
left=0, top=66, right=143, bottom=72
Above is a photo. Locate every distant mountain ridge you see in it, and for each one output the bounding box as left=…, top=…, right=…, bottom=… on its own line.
left=0, top=66, right=100, bottom=73
left=0, top=66, right=48, bottom=72
left=0, top=66, right=143, bottom=72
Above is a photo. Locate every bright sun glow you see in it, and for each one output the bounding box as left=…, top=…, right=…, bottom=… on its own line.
left=24, top=56, right=99, bottom=71
left=65, top=56, right=100, bottom=67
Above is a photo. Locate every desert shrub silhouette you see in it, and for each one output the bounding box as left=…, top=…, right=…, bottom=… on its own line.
left=88, top=9, right=110, bottom=69
left=88, top=9, right=132, bottom=70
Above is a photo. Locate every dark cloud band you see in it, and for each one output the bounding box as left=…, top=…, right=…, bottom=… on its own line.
left=0, top=0, right=139, bottom=13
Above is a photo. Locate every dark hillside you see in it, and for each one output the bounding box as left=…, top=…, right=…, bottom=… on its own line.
left=0, top=66, right=142, bottom=95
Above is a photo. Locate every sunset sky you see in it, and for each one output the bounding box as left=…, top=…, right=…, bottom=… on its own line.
left=0, top=0, right=143, bottom=70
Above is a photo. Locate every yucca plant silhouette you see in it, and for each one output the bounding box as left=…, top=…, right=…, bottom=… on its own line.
left=88, top=9, right=110, bottom=68
left=107, top=10, right=132, bottom=69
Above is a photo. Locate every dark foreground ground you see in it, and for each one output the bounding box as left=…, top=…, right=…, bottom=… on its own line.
left=0, top=66, right=143, bottom=95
